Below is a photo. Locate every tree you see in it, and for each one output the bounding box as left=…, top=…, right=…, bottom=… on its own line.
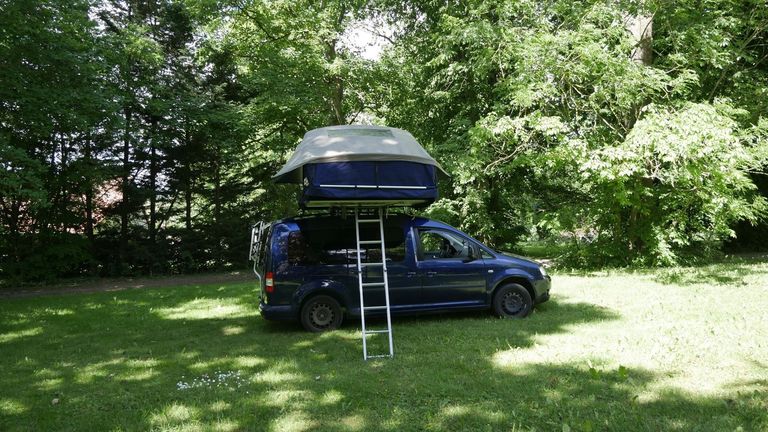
left=0, top=0, right=115, bottom=280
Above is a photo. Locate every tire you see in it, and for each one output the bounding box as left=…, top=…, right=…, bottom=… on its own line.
left=492, top=283, right=533, bottom=318
left=300, top=295, right=343, bottom=332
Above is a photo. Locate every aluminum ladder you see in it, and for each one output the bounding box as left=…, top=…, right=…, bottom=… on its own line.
left=354, top=207, right=394, bottom=360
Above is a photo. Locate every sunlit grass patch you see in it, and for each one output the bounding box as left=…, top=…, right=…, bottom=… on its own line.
left=220, top=325, right=245, bottom=336
left=253, top=369, right=303, bottom=385
left=339, top=414, right=366, bottom=431
left=0, top=399, right=27, bottom=415
left=270, top=410, right=317, bottom=432
left=0, top=327, right=43, bottom=344
left=149, top=403, right=201, bottom=430
left=154, top=298, right=255, bottom=320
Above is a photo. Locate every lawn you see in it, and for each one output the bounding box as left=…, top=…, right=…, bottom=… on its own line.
left=1, top=261, right=767, bottom=431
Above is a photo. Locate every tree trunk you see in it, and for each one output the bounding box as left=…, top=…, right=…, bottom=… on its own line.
left=183, top=122, right=193, bottom=231
left=624, top=12, right=654, bottom=258
left=185, top=185, right=193, bottom=231
left=84, top=130, right=94, bottom=245
left=213, top=155, right=221, bottom=225
left=325, top=41, right=345, bottom=125
left=486, top=176, right=502, bottom=248
left=120, top=107, right=132, bottom=271
left=46, top=135, right=59, bottom=234
left=8, top=199, right=21, bottom=268
left=149, top=118, right=158, bottom=246
left=626, top=14, right=653, bottom=66
left=59, top=134, right=70, bottom=232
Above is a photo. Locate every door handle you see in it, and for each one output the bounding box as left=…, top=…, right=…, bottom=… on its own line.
left=426, top=271, right=437, bottom=277
left=406, top=271, right=417, bottom=278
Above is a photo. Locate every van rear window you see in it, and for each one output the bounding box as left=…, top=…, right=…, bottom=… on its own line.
left=288, top=220, right=405, bottom=266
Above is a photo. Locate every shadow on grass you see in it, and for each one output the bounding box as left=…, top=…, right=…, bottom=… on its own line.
left=0, top=283, right=765, bottom=431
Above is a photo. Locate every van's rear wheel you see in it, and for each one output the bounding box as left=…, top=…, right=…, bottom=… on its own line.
left=492, top=283, right=533, bottom=318
left=300, top=295, right=343, bottom=332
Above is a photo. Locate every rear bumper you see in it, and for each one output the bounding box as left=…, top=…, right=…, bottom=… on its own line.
left=533, top=276, right=552, bottom=304
left=259, top=300, right=296, bottom=321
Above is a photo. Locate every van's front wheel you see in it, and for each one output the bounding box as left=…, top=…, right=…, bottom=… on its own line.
left=492, top=283, right=533, bottom=318
left=300, top=295, right=343, bottom=332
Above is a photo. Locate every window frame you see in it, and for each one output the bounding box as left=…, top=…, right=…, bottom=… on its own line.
left=414, top=228, right=481, bottom=262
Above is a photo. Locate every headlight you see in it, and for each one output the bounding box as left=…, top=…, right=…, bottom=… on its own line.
left=539, top=265, right=548, bottom=278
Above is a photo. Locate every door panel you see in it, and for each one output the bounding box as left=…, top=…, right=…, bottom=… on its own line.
left=416, top=229, right=487, bottom=305
left=418, top=259, right=487, bottom=304
left=364, top=261, right=420, bottom=308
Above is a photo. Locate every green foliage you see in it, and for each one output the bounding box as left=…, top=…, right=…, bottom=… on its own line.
left=556, top=102, right=767, bottom=265
left=0, top=144, right=47, bottom=210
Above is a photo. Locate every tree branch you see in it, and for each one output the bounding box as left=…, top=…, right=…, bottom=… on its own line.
left=235, top=3, right=289, bottom=42
left=98, top=11, right=121, bottom=34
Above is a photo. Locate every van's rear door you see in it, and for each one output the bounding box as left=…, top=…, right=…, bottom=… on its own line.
left=249, top=221, right=272, bottom=296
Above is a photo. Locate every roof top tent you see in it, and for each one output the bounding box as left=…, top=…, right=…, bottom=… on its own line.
left=273, top=125, right=448, bottom=209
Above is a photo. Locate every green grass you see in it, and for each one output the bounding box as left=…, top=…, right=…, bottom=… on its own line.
left=1, top=262, right=767, bottom=431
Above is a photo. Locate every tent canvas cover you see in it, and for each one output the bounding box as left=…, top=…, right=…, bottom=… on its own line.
left=274, top=125, right=447, bottom=208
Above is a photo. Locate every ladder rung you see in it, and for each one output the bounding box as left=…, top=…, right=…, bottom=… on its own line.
left=365, top=329, right=391, bottom=334
left=357, top=219, right=380, bottom=223
left=363, top=305, right=389, bottom=311
left=366, top=354, right=392, bottom=359
left=360, top=262, right=383, bottom=267
left=362, top=282, right=385, bottom=287
left=358, top=240, right=382, bottom=244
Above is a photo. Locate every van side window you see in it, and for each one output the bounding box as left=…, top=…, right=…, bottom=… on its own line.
left=418, top=229, right=472, bottom=260
left=385, top=239, right=406, bottom=263
left=369, top=231, right=406, bottom=263
left=291, top=220, right=406, bottom=266
left=287, top=232, right=320, bottom=265
left=289, top=230, right=349, bottom=266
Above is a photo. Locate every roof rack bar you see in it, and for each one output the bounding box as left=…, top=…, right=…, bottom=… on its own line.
left=318, top=184, right=428, bottom=190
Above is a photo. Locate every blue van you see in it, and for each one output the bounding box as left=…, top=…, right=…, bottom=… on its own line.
left=254, top=213, right=551, bottom=332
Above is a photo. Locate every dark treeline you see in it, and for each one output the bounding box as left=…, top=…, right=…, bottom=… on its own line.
left=1, top=0, right=258, bottom=281
left=2, top=0, right=768, bottom=283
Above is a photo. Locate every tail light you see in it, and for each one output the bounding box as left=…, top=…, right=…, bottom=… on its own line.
left=265, top=272, right=274, bottom=293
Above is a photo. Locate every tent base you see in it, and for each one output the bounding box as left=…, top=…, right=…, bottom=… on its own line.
left=302, top=199, right=431, bottom=209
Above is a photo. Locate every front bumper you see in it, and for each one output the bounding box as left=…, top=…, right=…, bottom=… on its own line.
left=533, top=275, right=552, bottom=304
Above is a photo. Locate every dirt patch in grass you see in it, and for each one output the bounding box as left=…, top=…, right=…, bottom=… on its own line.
left=0, top=272, right=254, bottom=299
